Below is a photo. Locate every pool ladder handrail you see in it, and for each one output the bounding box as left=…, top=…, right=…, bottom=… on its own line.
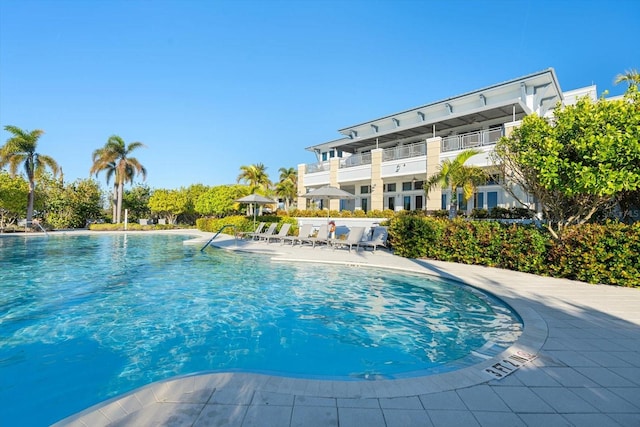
left=200, top=224, right=237, bottom=251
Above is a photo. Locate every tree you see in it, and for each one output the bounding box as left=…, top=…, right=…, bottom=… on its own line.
left=0, top=171, right=29, bottom=229
left=425, top=149, right=486, bottom=218
left=275, top=167, right=297, bottom=211
left=237, top=163, right=272, bottom=193
left=181, top=184, right=210, bottom=224
left=43, top=178, right=104, bottom=229
left=195, top=184, right=245, bottom=217
left=148, top=189, right=188, bottom=224
left=613, top=69, right=640, bottom=223
left=90, top=135, right=146, bottom=223
left=494, top=82, right=640, bottom=239
left=614, top=69, right=640, bottom=87
left=0, top=125, right=60, bottom=224
left=122, top=184, right=151, bottom=221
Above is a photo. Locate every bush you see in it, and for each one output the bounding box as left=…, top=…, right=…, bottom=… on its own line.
left=285, top=209, right=395, bottom=218
left=196, top=215, right=299, bottom=235
left=388, top=213, right=442, bottom=258
left=547, top=222, right=640, bottom=287
left=87, top=222, right=179, bottom=231
left=196, top=215, right=252, bottom=233
left=389, top=215, right=639, bottom=287
left=498, top=224, right=549, bottom=274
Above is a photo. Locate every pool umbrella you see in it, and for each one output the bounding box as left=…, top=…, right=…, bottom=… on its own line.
left=303, top=185, right=355, bottom=221
left=235, top=194, right=276, bottom=228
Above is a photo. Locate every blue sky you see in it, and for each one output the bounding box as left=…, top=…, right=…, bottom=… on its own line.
left=1, top=0, right=638, bottom=191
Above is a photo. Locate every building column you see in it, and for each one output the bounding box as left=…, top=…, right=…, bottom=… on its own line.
left=504, top=120, right=522, bottom=138
left=371, top=148, right=384, bottom=211
left=329, top=157, right=340, bottom=211
left=426, top=136, right=442, bottom=211
left=296, top=163, right=306, bottom=210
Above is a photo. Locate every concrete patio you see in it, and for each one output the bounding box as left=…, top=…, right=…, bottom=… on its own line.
left=55, top=231, right=640, bottom=426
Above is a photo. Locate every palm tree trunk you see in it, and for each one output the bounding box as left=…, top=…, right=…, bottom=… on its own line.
left=116, top=182, right=124, bottom=223
left=26, top=180, right=35, bottom=223
left=112, top=185, right=118, bottom=223
left=449, top=187, right=457, bottom=219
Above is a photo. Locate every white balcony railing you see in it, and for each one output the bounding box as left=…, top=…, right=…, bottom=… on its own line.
left=383, top=141, right=426, bottom=162
left=305, top=128, right=503, bottom=174
left=441, top=128, right=503, bottom=152
left=305, top=162, right=329, bottom=173
left=340, top=152, right=371, bottom=168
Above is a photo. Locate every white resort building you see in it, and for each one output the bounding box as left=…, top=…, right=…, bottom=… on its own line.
left=297, top=68, right=597, bottom=214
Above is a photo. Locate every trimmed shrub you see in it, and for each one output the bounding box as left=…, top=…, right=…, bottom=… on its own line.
left=390, top=214, right=639, bottom=287
left=196, top=215, right=299, bottom=235
left=196, top=215, right=252, bottom=233
left=389, top=213, right=441, bottom=258
left=547, top=222, right=640, bottom=287
left=498, top=224, right=549, bottom=274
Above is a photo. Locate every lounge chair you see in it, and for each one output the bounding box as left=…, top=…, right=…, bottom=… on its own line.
left=361, top=226, right=388, bottom=252
left=238, top=222, right=266, bottom=240
left=263, top=223, right=292, bottom=243
left=299, top=224, right=329, bottom=248
left=254, top=223, right=277, bottom=241
left=281, top=223, right=313, bottom=245
left=331, top=226, right=365, bottom=252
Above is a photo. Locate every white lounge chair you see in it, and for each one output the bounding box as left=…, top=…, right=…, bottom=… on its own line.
left=254, top=223, right=277, bottom=241
left=299, top=224, right=329, bottom=248
left=361, top=226, right=388, bottom=252
left=263, top=223, right=292, bottom=243
left=281, top=223, right=313, bottom=245
left=331, top=226, right=365, bottom=252
left=239, top=222, right=266, bottom=240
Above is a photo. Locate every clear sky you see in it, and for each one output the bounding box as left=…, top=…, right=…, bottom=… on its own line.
left=1, top=0, right=638, bottom=191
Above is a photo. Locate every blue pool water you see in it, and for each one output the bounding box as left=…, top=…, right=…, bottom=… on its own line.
left=0, top=234, right=522, bottom=425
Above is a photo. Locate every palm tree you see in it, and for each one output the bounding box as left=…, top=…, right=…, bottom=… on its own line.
left=237, top=163, right=272, bottom=216
left=92, top=160, right=137, bottom=222
left=90, top=135, right=146, bottom=223
left=0, top=125, right=60, bottom=224
left=425, top=149, right=486, bottom=219
left=614, top=69, right=640, bottom=87
left=276, top=167, right=297, bottom=211
left=237, top=163, right=272, bottom=192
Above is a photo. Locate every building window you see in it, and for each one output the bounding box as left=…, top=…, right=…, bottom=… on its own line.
left=458, top=193, right=467, bottom=211
left=486, top=173, right=501, bottom=185
left=441, top=194, right=447, bottom=210
left=329, top=150, right=335, bottom=158
left=475, top=192, right=484, bottom=209
left=360, top=185, right=370, bottom=194
left=403, top=196, right=411, bottom=210
left=386, top=183, right=396, bottom=192
left=414, top=180, right=424, bottom=190
left=361, top=198, right=368, bottom=213
left=322, top=152, right=327, bottom=161
left=415, top=195, right=423, bottom=210
left=337, top=149, right=343, bottom=157
left=388, top=197, right=395, bottom=211
left=487, top=191, right=498, bottom=209
left=402, top=182, right=412, bottom=191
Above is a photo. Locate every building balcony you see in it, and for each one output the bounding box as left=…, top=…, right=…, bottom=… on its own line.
left=441, top=128, right=503, bottom=153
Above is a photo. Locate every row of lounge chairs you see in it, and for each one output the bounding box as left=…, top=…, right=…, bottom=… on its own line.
left=239, top=222, right=388, bottom=252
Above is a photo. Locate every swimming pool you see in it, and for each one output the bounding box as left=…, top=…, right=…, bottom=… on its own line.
left=0, top=233, right=522, bottom=425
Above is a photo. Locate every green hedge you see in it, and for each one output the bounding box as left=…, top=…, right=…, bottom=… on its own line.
left=88, top=223, right=179, bottom=231
left=287, top=209, right=395, bottom=219
left=196, top=215, right=299, bottom=235
left=389, top=214, right=640, bottom=287
left=547, top=222, right=640, bottom=287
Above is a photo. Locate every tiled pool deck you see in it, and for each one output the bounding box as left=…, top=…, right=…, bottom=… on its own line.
left=54, top=231, right=640, bottom=426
